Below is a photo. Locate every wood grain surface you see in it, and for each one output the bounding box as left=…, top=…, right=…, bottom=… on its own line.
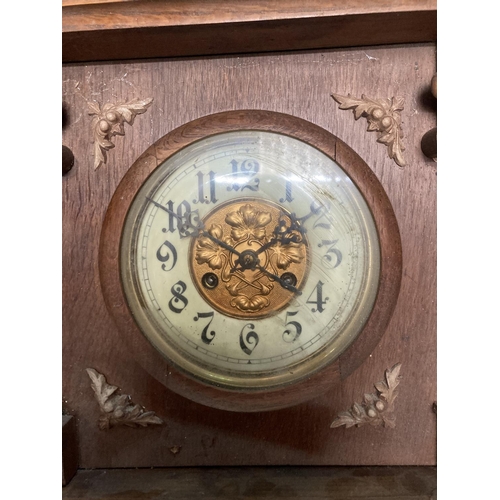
left=62, top=43, right=437, bottom=467
left=62, top=0, right=437, bottom=62
left=62, top=467, right=437, bottom=499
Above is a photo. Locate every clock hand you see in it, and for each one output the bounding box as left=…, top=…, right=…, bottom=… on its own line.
left=255, top=217, right=303, bottom=256
left=201, top=231, right=241, bottom=257
left=205, top=234, right=293, bottom=289
left=255, top=232, right=302, bottom=255
left=254, top=265, right=302, bottom=295
left=230, top=261, right=302, bottom=295
left=146, top=196, right=180, bottom=219
left=146, top=197, right=202, bottom=237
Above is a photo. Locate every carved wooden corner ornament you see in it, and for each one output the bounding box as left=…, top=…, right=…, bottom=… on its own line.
left=331, top=363, right=402, bottom=429
left=89, top=97, right=153, bottom=170
left=331, top=93, right=407, bottom=167
left=86, top=368, right=164, bottom=430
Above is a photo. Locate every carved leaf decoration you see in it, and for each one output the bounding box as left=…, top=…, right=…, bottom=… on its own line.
left=87, top=101, right=101, bottom=115
left=331, top=93, right=407, bottom=167
left=333, top=412, right=358, bottom=429
left=391, top=96, right=405, bottom=112
left=89, top=97, right=153, bottom=170
left=86, top=368, right=164, bottom=430
left=374, top=380, right=389, bottom=396
left=385, top=127, right=406, bottom=168
left=363, top=393, right=376, bottom=405
left=332, top=94, right=382, bottom=119
left=87, top=367, right=118, bottom=408
left=331, top=363, right=402, bottom=429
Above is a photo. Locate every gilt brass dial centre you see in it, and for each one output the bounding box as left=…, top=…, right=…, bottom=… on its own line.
left=189, top=199, right=310, bottom=319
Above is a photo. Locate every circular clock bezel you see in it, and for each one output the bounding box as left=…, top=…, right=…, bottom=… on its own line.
left=99, top=110, right=402, bottom=412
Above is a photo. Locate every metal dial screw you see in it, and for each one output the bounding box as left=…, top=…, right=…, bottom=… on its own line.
left=202, top=273, right=219, bottom=289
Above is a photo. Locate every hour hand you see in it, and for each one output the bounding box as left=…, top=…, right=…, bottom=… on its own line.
left=202, top=231, right=241, bottom=257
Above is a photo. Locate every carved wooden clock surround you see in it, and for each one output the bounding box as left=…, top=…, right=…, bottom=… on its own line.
left=99, top=110, right=402, bottom=412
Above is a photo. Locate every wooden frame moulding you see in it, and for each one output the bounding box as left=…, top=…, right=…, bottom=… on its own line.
left=98, top=110, right=402, bottom=412
left=62, top=0, right=437, bottom=63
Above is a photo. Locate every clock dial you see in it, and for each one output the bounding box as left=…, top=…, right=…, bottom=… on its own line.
left=99, top=110, right=402, bottom=411
left=120, top=131, right=380, bottom=389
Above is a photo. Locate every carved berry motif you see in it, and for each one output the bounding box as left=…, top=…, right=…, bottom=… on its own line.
left=86, top=368, right=163, bottom=430
left=89, top=97, right=153, bottom=170
left=331, top=93, right=406, bottom=167
left=331, top=363, right=402, bottom=429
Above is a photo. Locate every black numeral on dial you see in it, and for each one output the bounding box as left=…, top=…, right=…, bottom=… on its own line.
left=156, top=240, right=177, bottom=271
left=318, top=239, right=342, bottom=268
left=168, top=281, right=188, bottom=313
left=193, top=171, right=218, bottom=205
left=307, top=280, right=329, bottom=313
left=239, top=323, right=259, bottom=355
left=282, top=311, right=302, bottom=343
left=227, top=159, right=260, bottom=192
left=279, top=180, right=294, bottom=203
left=194, top=311, right=216, bottom=344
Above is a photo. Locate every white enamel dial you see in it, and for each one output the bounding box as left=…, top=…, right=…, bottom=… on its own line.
left=120, top=130, right=380, bottom=389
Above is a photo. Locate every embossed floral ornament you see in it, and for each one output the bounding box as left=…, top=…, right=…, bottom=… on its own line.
left=191, top=200, right=309, bottom=315
left=195, top=224, right=227, bottom=269
left=331, top=93, right=406, bottom=167
left=225, top=204, right=272, bottom=241
left=231, top=294, right=270, bottom=312
left=331, top=363, right=402, bottom=429
left=89, top=97, right=153, bottom=170
left=273, top=240, right=306, bottom=269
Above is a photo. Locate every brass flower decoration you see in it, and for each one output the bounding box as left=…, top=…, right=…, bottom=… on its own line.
left=273, top=240, right=306, bottom=270
left=331, top=93, right=406, bottom=167
left=193, top=203, right=307, bottom=313
left=195, top=224, right=228, bottom=270
left=225, top=204, right=272, bottom=241
left=231, top=294, right=270, bottom=312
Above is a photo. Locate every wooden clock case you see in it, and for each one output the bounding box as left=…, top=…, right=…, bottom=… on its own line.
left=63, top=0, right=437, bottom=470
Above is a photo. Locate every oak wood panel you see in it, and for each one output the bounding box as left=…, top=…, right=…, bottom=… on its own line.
left=62, top=43, right=436, bottom=468
left=62, top=0, right=437, bottom=63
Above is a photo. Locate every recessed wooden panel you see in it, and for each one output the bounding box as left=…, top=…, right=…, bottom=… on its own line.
left=62, top=43, right=436, bottom=467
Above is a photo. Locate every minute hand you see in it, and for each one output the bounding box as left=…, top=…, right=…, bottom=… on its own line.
left=255, top=232, right=301, bottom=255
left=255, top=265, right=302, bottom=295
left=145, top=197, right=202, bottom=237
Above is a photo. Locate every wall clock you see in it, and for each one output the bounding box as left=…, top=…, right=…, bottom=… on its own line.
left=99, top=110, right=402, bottom=412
